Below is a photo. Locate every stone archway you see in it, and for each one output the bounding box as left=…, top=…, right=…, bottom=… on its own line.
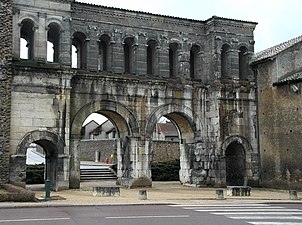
left=145, top=103, right=202, bottom=185
left=225, top=142, right=245, bottom=186
left=70, top=100, right=139, bottom=188
left=221, top=135, right=253, bottom=186
left=10, top=130, right=67, bottom=191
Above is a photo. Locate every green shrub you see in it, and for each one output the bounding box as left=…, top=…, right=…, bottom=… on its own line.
left=26, top=164, right=45, bottom=184
left=151, top=159, right=180, bottom=181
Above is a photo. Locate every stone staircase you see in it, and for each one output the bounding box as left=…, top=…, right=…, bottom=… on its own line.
left=80, top=164, right=117, bottom=181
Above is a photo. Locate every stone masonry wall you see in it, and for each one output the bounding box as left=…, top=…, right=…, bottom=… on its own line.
left=256, top=41, right=302, bottom=190
left=152, top=141, right=180, bottom=162
left=80, top=140, right=117, bottom=163
left=0, top=0, right=12, bottom=183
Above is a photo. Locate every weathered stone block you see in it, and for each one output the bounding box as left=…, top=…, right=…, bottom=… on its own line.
left=93, top=186, right=120, bottom=197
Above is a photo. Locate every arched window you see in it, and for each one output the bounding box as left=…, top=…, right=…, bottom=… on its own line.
left=71, top=45, right=78, bottom=68
left=72, top=32, right=87, bottom=69
left=147, top=40, right=157, bottom=75
left=20, top=19, right=35, bottom=60
left=169, top=43, right=179, bottom=78
left=239, top=46, right=248, bottom=80
left=221, top=44, right=231, bottom=79
left=123, top=37, right=135, bottom=74
left=98, top=34, right=110, bottom=72
left=190, top=45, right=200, bottom=79
left=47, top=23, right=60, bottom=63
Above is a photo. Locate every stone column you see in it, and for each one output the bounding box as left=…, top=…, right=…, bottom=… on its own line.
left=69, top=137, right=81, bottom=189
left=9, top=155, right=26, bottom=188
left=158, top=46, right=169, bottom=78
left=35, top=12, right=47, bottom=61
left=135, top=43, right=146, bottom=75
left=88, top=37, right=98, bottom=72
left=128, top=137, right=152, bottom=188
left=106, top=40, right=114, bottom=73
left=116, top=138, right=123, bottom=178
left=12, top=8, right=21, bottom=58
left=229, top=49, right=239, bottom=79
left=178, top=51, right=190, bottom=79
left=57, top=153, right=69, bottom=190
left=179, top=139, right=191, bottom=184
left=60, top=18, right=71, bottom=66
left=83, top=38, right=90, bottom=70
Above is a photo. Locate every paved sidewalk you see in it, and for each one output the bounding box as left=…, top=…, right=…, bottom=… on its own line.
left=0, top=181, right=300, bottom=208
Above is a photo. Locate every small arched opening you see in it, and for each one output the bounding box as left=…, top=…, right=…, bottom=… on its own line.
left=72, top=32, right=87, bottom=69
left=123, top=37, right=135, bottom=74
left=225, top=141, right=246, bottom=186
left=98, top=34, right=111, bottom=72
left=47, top=22, right=61, bottom=63
left=147, top=40, right=157, bottom=75
left=11, top=130, right=65, bottom=191
left=20, top=19, right=35, bottom=60
left=169, top=43, right=179, bottom=78
left=190, top=45, right=200, bottom=79
left=239, top=46, right=248, bottom=80
left=221, top=44, right=231, bottom=79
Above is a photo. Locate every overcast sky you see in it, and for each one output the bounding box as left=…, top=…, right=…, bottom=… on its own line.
left=76, top=0, right=302, bottom=53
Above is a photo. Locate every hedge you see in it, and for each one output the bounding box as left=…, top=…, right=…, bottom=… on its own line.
left=151, top=159, right=180, bottom=181
left=26, top=164, right=45, bottom=184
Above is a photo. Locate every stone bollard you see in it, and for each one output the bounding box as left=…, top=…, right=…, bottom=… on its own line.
left=139, top=189, right=147, bottom=200
left=216, top=189, right=224, bottom=200
left=289, top=190, right=298, bottom=200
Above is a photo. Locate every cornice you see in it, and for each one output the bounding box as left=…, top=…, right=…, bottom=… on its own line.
left=205, top=16, right=257, bottom=31
left=71, top=2, right=205, bottom=29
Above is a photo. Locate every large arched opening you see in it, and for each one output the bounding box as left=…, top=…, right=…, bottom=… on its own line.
left=146, top=104, right=201, bottom=184
left=70, top=100, right=139, bottom=188
left=151, top=116, right=180, bottom=181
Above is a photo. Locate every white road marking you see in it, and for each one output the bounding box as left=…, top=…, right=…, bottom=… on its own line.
left=195, top=208, right=302, bottom=212
left=170, top=204, right=269, bottom=207
left=230, top=216, right=302, bottom=220
left=184, top=206, right=284, bottom=210
left=0, top=218, right=70, bottom=223
left=106, top=215, right=190, bottom=219
left=214, top=212, right=302, bottom=215
left=172, top=203, right=302, bottom=225
left=248, top=222, right=302, bottom=225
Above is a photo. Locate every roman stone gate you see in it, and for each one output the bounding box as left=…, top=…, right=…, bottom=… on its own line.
left=1, top=0, right=261, bottom=189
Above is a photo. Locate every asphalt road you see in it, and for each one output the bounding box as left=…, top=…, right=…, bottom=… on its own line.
left=1, top=204, right=302, bottom=225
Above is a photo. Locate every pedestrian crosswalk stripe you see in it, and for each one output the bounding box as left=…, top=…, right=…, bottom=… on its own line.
left=184, top=206, right=284, bottom=210
left=248, top=222, right=302, bottom=225
left=213, top=212, right=302, bottom=215
left=170, top=204, right=302, bottom=225
left=169, top=204, right=269, bottom=207
left=195, top=208, right=301, bottom=212
left=230, top=216, right=302, bottom=220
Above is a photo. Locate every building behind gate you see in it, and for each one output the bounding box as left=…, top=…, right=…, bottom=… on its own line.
left=1, top=0, right=260, bottom=190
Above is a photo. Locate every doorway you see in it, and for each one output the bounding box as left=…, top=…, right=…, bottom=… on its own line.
left=225, top=142, right=246, bottom=186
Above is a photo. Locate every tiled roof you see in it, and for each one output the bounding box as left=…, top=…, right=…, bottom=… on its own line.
left=252, top=34, right=302, bottom=63
left=273, top=71, right=302, bottom=86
